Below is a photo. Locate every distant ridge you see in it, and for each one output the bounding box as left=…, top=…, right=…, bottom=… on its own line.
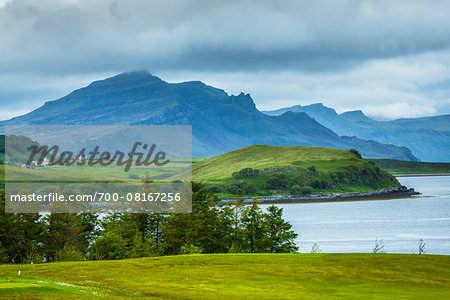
left=264, top=104, right=450, bottom=162
left=0, top=71, right=418, bottom=160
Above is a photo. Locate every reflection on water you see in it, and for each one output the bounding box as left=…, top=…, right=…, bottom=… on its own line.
left=271, top=176, right=450, bottom=254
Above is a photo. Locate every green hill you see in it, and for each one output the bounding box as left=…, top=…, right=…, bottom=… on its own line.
left=182, top=145, right=401, bottom=195
left=0, top=135, right=41, bottom=165
left=0, top=254, right=448, bottom=299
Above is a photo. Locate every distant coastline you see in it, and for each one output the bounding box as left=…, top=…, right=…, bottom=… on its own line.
left=394, top=173, right=450, bottom=177
left=368, top=159, right=450, bottom=175
left=218, top=186, right=419, bottom=205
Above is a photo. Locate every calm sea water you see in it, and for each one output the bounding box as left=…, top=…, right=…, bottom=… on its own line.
left=269, top=176, right=450, bottom=254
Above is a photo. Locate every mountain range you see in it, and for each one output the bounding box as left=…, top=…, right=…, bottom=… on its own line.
left=264, top=104, right=450, bottom=162
left=0, top=71, right=421, bottom=160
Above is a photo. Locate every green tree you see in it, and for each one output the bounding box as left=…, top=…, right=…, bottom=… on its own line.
left=0, top=192, right=18, bottom=263
left=179, top=244, right=203, bottom=254
left=0, top=191, right=46, bottom=263
left=161, top=214, right=193, bottom=255
left=265, top=205, right=298, bottom=253
left=131, top=213, right=166, bottom=255
left=191, top=182, right=232, bottom=253
left=225, top=194, right=246, bottom=252
left=22, top=244, right=44, bottom=264
left=241, top=197, right=270, bottom=253
left=0, top=242, right=9, bottom=264
left=55, top=244, right=85, bottom=262
left=89, top=230, right=128, bottom=260
left=14, top=213, right=45, bottom=263
left=161, top=182, right=235, bottom=255
left=349, top=149, right=363, bottom=159
left=44, top=213, right=92, bottom=262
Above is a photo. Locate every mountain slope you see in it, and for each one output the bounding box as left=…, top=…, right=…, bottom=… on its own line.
left=0, top=72, right=417, bottom=160
left=264, top=103, right=357, bottom=136
left=264, top=103, right=449, bottom=162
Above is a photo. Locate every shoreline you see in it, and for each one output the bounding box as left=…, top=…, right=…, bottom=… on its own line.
left=218, top=187, right=420, bottom=205
left=394, top=173, right=450, bottom=177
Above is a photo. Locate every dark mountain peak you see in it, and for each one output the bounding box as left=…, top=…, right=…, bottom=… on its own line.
left=177, top=80, right=206, bottom=87
left=304, top=103, right=338, bottom=114
left=277, top=110, right=327, bottom=126
left=53, top=71, right=166, bottom=103
left=263, top=103, right=338, bottom=117
left=309, top=103, right=325, bottom=107
left=230, top=92, right=256, bottom=111
left=341, top=110, right=366, bottom=117
left=279, top=111, right=307, bottom=118
left=235, top=92, right=253, bottom=100
left=340, top=110, right=373, bottom=123
left=88, top=71, right=164, bottom=88
left=175, top=80, right=229, bottom=99
left=114, top=70, right=154, bottom=78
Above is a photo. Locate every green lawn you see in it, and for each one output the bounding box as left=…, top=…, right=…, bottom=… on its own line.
left=0, top=254, right=449, bottom=299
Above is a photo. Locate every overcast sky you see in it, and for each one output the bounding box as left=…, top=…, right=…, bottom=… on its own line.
left=1, top=0, right=450, bottom=120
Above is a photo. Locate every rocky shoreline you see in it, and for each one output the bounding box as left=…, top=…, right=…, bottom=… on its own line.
left=218, top=186, right=420, bottom=205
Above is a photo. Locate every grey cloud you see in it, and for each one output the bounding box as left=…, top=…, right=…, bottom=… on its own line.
left=1, top=0, right=450, bottom=75
left=1, top=0, right=450, bottom=120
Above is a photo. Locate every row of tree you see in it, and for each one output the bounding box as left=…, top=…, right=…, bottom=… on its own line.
left=0, top=182, right=298, bottom=264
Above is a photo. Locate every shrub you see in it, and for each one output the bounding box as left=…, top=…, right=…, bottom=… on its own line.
left=232, top=168, right=259, bottom=179
left=301, top=186, right=313, bottom=195
left=307, top=166, right=319, bottom=175
left=179, top=244, right=203, bottom=255
left=311, top=180, right=321, bottom=189
left=311, top=242, right=321, bottom=253
left=265, top=174, right=290, bottom=189
left=372, top=238, right=385, bottom=253
left=291, top=184, right=302, bottom=194
left=207, top=185, right=223, bottom=193
left=89, top=230, right=129, bottom=260
left=55, top=244, right=85, bottom=262
left=243, top=183, right=257, bottom=195
left=22, top=244, right=44, bottom=264
left=418, top=239, right=426, bottom=254
left=349, top=148, right=363, bottom=159
left=228, top=243, right=244, bottom=253
left=226, top=183, right=242, bottom=194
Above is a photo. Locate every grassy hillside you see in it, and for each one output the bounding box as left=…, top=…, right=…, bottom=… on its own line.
left=0, top=254, right=449, bottom=299
left=368, top=158, right=450, bottom=174
left=0, top=135, right=42, bottom=165
left=181, top=145, right=401, bottom=195
left=192, top=145, right=353, bottom=179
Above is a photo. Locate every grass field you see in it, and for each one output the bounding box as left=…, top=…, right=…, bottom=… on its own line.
left=0, top=254, right=448, bottom=299
left=367, top=159, right=450, bottom=174
left=0, top=158, right=193, bottom=182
